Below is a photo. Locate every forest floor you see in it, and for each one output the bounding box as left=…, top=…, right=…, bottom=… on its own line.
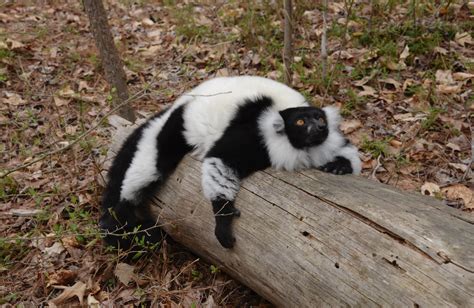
left=1, top=0, right=473, bottom=306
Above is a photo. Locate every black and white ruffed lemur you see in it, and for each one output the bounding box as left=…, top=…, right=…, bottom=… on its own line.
left=99, top=76, right=361, bottom=249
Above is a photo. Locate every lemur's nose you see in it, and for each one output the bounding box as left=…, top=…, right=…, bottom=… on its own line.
left=316, top=118, right=327, bottom=130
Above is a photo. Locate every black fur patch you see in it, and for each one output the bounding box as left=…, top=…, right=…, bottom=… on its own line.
left=156, top=105, right=193, bottom=176
left=320, top=156, right=353, bottom=174
left=212, top=198, right=240, bottom=248
left=206, top=96, right=273, bottom=179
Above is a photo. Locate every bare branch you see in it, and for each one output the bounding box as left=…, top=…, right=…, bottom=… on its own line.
left=283, top=0, right=293, bottom=85
left=321, top=0, right=328, bottom=80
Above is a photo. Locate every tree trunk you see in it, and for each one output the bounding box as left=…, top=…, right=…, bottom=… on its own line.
left=109, top=126, right=474, bottom=307
left=283, top=0, right=292, bottom=85
left=321, top=0, right=328, bottom=80
left=83, top=0, right=136, bottom=122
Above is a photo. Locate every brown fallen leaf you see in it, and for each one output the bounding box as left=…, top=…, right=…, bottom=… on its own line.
left=58, top=85, right=75, bottom=97
left=114, top=262, right=135, bottom=286
left=434, top=46, right=449, bottom=55
left=47, top=269, right=78, bottom=287
left=53, top=96, right=69, bottom=107
left=6, top=38, right=25, bottom=49
left=399, top=45, right=409, bottom=60
left=435, top=70, right=454, bottom=85
left=215, top=68, right=230, bottom=77
left=446, top=142, right=461, bottom=152
left=87, top=294, right=100, bottom=308
left=452, top=72, right=474, bottom=81
left=49, top=281, right=87, bottom=306
left=448, top=163, right=468, bottom=172
left=420, top=182, right=440, bottom=196
left=357, top=85, right=377, bottom=97
left=140, top=45, right=160, bottom=57
left=436, top=84, right=462, bottom=94
left=389, top=139, right=402, bottom=148
left=340, top=119, right=362, bottom=134
left=385, top=60, right=406, bottom=71
left=4, top=92, right=26, bottom=106
left=454, top=32, right=474, bottom=46
left=442, top=184, right=474, bottom=209
left=379, top=78, right=401, bottom=91
left=44, top=242, right=65, bottom=257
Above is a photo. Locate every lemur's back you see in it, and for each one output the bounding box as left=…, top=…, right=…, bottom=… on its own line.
left=182, top=76, right=308, bottom=158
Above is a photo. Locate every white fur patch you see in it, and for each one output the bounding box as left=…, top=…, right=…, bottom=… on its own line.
left=202, top=158, right=240, bottom=201
left=308, top=129, right=345, bottom=167
left=182, top=76, right=309, bottom=159
left=323, top=106, right=342, bottom=131
left=339, top=145, right=362, bottom=174
left=258, top=110, right=312, bottom=171
left=120, top=97, right=189, bottom=202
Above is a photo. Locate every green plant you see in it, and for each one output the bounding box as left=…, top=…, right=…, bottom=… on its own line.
left=0, top=292, right=18, bottom=304
left=361, top=137, right=391, bottom=157
left=221, top=1, right=281, bottom=52
left=0, top=73, right=7, bottom=83
left=210, top=264, right=220, bottom=274
left=0, top=49, right=13, bottom=60
left=191, top=269, right=202, bottom=280
left=171, top=4, right=212, bottom=41
left=0, top=238, right=29, bottom=269
left=421, top=107, right=443, bottom=131
left=0, top=176, right=18, bottom=201
left=341, top=88, right=364, bottom=115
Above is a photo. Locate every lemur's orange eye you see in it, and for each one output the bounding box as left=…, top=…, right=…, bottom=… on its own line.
left=295, top=119, right=305, bottom=126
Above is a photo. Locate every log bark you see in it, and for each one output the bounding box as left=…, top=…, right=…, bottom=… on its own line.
left=83, top=0, right=136, bottom=122
left=108, top=126, right=474, bottom=307
left=150, top=156, right=474, bottom=307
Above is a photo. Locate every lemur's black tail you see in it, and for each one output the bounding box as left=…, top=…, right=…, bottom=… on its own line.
left=99, top=105, right=192, bottom=251
left=99, top=199, right=164, bottom=250
left=99, top=116, right=166, bottom=251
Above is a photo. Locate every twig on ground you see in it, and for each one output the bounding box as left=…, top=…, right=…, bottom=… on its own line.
left=183, top=91, right=232, bottom=97
left=370, top=155, right=383, bottom=181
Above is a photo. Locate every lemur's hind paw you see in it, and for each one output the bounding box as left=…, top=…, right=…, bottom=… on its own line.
left=320, top=156, right=353, bottom=175
left=215, top=225, right=236, bottom=249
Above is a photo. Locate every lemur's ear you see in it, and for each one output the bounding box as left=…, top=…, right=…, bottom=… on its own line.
left=273, top=116, right=285, bottom=135
left=278, top=109, right=293, bottom=121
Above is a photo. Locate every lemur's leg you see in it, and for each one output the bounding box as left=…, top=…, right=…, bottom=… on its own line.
left=319, top=141, right=361, bottom=175
left=201, top=157, right=241, bottom=248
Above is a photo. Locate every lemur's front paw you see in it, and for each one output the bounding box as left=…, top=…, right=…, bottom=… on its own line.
left=320, top=156, right=353, bottom=175
left=215, top=225, right=235, bottom=248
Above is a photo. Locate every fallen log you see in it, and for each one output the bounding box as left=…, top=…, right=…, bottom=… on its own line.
left=107, top=120, right=474, bottom=307
left=150, top=156, right=473, bottom=307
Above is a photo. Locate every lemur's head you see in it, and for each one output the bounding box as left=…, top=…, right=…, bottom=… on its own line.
left=278, top=107, right=329, bottom=149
